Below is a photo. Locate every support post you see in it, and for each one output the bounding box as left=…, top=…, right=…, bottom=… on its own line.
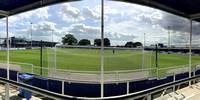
left=62, top=80, right=64, bottom=95
left=189, top=19, right=192, bottom=86
left=147, top=94, right=151, bottom=100
left=156, top=44, right=158, bottom=76
left=101, top=0, right=104, bottom=98
left=173, top=73, right=175, bottom=91
left=193, top=69, right=196, bottom=84
left=142, top=33, right=145, bottom=71
left=55, top=45, right=56, bottom=71
left=52, top=30, right=53, bottom=48
left=5, top=16, right=9, bottom=100
left=127, top=81, right=129, bottom=94
left=30, top=22, right=32, bottom=49
left=40, top=40, right=43, bottom=75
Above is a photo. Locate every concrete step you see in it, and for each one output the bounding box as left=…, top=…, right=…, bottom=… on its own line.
left=154, top=83, right=200, bottom=100
left=174, top=94, right=185, bottom=100
left=169, top=92, right=179, bottom=97
left=154, top=94, right=172, bottom=100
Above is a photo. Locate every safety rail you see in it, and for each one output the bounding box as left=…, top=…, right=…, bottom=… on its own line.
left=0, top=72, right=200, bottom=100
left=0, top=60, right=199, bottom=98
left=0, top=60, right=198, bottom=76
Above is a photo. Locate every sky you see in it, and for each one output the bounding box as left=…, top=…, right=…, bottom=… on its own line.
left=0, top=0, right=200, bottom=46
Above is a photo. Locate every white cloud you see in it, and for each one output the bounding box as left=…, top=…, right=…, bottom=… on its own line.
left=133, top=11, right=163, bottom=25
left=82, top=6, right=101, bottom=21
left=59, top=4, right=108, bottom=22
left=34, top=7, right=51, bottom=19
left=59, top=3, right=84, bottom=22
left=95, top=5, right=117, bottom=14
left=32, top=21, right=57, bottom=37
left=11, top=7, right=50, bottom=23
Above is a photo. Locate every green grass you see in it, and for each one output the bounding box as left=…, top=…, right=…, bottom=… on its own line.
left=0, top=49, right=199, bottom=76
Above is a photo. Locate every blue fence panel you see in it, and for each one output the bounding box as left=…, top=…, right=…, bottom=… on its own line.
left=9, top=70, right=17, bottom=81
left=167, top=76, right=173, bottom=82
left=175, top=72, right=189, bottom=81
left=64, top=83, right=101, bottom=97
left=175, top=73, right=183, bottom=81
left=48, top=79, right=62, bottom=94
left=195, top=70, right=200, bottom=75
left=104, top=83, right=126, bottom=97
left=129, top=79, right=148, bottom=93
left=157, top=77, right=167, bottom=85
left=32, top=77, right=48, bottom=90
left=191, top=71, right=194, bottom=77
left=0, top=68, right=7, bottom=78
left=146, top=78, right=158, bottom=88
left=183, top=72, right=189, bottom=79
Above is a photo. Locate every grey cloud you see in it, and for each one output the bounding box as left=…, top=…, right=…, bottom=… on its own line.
left=67, top=24, right=100, bottom=40
left=66, top=24, right=137, bottom=45
left=137, top=11, right=200, bottom=36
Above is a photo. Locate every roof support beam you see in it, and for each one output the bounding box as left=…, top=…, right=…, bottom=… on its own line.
left=190, top=13, right=200, bottom=20
left=112, top=0, right=189, bottom=18
left=0, top=10, right=9, bottom=16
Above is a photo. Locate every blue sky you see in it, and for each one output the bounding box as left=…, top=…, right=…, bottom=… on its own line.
left=0, top=0, right=200, bottom=46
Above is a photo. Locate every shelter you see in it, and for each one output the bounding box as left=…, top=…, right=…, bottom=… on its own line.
left=0, top=0, right=200, bottom=99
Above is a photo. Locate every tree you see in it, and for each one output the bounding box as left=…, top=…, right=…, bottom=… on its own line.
left=125, top=41, right=143, bottom=47
left=78, top=39, right=91, bottom=45
left=62, top=34, right=78, bottom=45
left=94, top=39, right=101, bottom=46
left=134, top=42, right=143, bottom=47
left=125, top=41, right=134, bottom=47
left=94, top=38, right=111, bottom=46
left=104, top=38, right=111, bottom=46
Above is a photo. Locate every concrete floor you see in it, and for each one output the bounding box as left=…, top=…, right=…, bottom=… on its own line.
left=0, top=83, right=43, bottom=100
left=155, top=82, right=200, bottom=100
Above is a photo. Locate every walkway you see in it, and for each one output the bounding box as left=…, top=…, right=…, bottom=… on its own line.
left=155, top=82, right=200, bottom=100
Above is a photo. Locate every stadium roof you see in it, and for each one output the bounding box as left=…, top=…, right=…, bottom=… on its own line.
left=0, top=0, right=80, bottom=18
left=0, top=0, right=200, bottom=22
left=112, top=0, right=200, bottom=22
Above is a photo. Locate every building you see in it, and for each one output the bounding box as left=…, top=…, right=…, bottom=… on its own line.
left=0, top=37, right=58, bottom=48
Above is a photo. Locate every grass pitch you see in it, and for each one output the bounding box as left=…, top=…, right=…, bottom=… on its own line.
left=0, top=48, right=199, bottom=75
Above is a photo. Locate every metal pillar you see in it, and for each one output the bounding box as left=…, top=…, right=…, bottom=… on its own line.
left=142, top=33, right=145, bottom=71
left=168, top=26, right=170, bottom=47
left=52, top=30, right=53, bottom=48
left=30, top=22, right=33, bottom=48
left=142, top=49, right=144, bottom=71
left=55, top=45, right=56, bottom=71
left=40, top=40, right=43, bottom=75
left=101, top=0, right=104, bottom=98
left=5, top=16, right=10, bottom=100
left=189, top=19, right=192, bottom=86
left=156, top=44, right=158, bottom=76
left=144, top=33, right=146, bottom=47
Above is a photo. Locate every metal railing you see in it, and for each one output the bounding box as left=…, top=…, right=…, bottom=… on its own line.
left=1, top=72, right=200, bottom=100
left=0, top=60, right=199, bottom=99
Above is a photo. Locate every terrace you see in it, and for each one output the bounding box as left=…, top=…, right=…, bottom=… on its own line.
left=0, top=0, right=200, bottom=100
